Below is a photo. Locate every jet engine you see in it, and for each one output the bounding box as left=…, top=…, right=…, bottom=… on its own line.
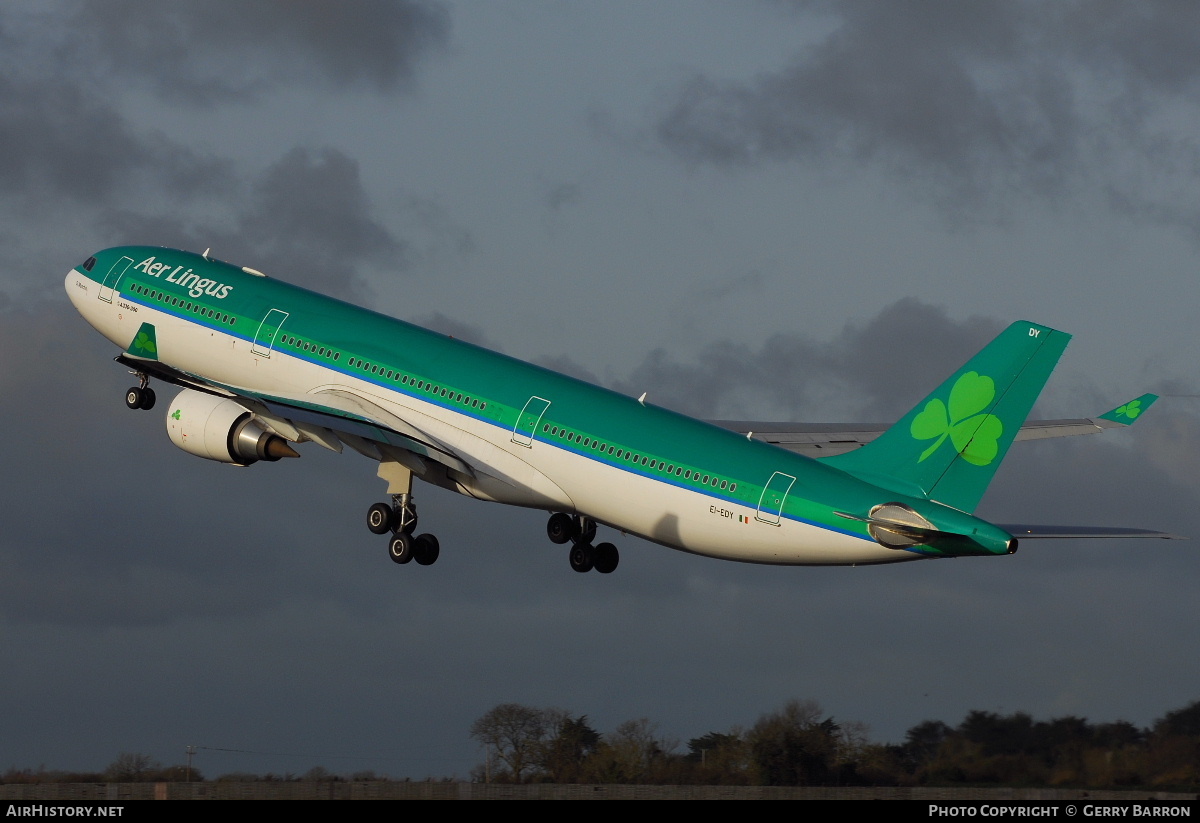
left=165, top=388, right=299, bottom=466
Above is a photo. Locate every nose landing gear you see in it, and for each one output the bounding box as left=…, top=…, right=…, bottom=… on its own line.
left=124, top=372, right=156, bottom=410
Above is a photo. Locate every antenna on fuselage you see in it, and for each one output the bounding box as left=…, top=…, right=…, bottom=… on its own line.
left=202, top=248, right=210, bottom=260
left=637, top=392, right=647, bottom=406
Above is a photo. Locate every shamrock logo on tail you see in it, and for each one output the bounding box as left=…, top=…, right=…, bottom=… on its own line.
left=1114, top=399, right=1142, bottom=420
left=910, top=371, right=1004, bottom=466
left=133, top=331, right=156, bottom=354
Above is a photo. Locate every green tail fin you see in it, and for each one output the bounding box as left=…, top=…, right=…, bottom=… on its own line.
left=1098, top=393, right=1158, bottom=425
left=821, top=321, right=1070, bottom=512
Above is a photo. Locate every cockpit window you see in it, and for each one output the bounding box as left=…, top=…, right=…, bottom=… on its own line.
left=82, top=257, right=96, bottom=272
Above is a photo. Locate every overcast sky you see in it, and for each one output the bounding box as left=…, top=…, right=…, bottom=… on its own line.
left=3, top=1, right=1199, bottom=778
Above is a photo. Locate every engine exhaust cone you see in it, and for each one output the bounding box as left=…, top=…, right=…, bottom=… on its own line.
left=263, top=436, right=300, bottom=460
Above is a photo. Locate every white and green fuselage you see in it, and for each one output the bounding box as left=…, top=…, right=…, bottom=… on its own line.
left=67, top=246, right=1051, bottom=566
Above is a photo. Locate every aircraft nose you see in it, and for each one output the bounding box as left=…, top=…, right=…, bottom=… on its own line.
left=65, top=265, right=103, bottom=330
left=65, top=268, right=86, bottom=307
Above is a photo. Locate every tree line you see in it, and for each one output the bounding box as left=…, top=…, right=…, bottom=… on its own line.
left=3, top=698, right=1197, bottom=788
left=468, top=698, right=1200, bottom=789
left=2, top=752, right=201, bottom=784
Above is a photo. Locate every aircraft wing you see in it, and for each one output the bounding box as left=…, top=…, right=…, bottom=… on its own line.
left=115, top=353, right=477, bottom=477
left=239, top=387, right=478, bottom=478
left=708, top=394, right=1158, bottom=457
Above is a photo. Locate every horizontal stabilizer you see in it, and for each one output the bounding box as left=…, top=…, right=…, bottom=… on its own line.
left=998, top=524, right=1185, bottom=540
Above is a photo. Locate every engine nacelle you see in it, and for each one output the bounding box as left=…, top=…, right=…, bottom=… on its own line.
left=165, top=388, right=299, bottom=466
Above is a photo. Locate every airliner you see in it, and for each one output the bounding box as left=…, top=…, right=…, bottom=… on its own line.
left=66, top=246, right=1176, bottom=573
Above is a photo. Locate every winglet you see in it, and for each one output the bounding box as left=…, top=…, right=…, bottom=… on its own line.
left=1097, top=393, right=1158, bottom=426
left=125, top=322, right=159, bottom=361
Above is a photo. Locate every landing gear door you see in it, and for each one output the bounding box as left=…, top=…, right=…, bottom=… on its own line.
left=512, top=396, right=551, bottom=447
left=756, top=471, right=796, bottom=525
left=98, top=256, right=135, bottom=303
left=252, top=309, right=289, bottom=358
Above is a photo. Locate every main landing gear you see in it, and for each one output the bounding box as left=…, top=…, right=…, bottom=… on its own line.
left=366, top=493, right=440, bottom=566
left=124, top=372, right=156, bottom=410
left=369, top=462, right=440, bottom=567
left=547, top=512, right=619, bottom=574
left=389, top=531, right=440, bottom=567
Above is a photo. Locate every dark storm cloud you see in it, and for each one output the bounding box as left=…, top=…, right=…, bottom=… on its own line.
left=656, top=1, right=1200, bottom=224
left=658, top=2, right=1070, bottom=189
left=242, top=147, right=404, bottom=276
left=0, top=3, right=446, bottom=294
left=611, top=298, right=1000, bottom=420
left=68, top=0, right=451, bottom=103
left=0, top=6, right=245, bottom=207
left=1066, top=1, right=1200, bottom=97
left=0, top=73, right=229, bottom=205
left=100, top=147, right=404, bottom=299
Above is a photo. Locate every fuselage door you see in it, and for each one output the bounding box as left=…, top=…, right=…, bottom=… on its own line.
left=252, top=309, right=289, bottom=358
left=512, top=396, right=551, bottom=447
left=98, top=256, right=135, bottom=303
left=756, top=471, right=796, bottom=525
